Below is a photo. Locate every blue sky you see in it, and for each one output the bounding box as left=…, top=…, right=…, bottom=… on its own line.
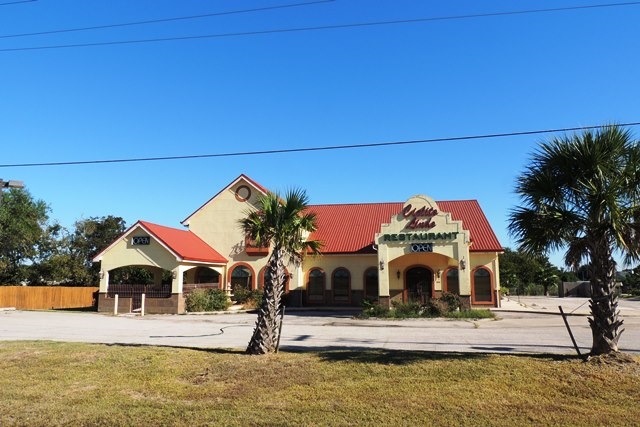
left=1, top=0, right=639, bottom=268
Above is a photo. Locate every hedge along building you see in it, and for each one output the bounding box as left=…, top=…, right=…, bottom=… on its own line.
left=93, top=174, right=503, bottom=314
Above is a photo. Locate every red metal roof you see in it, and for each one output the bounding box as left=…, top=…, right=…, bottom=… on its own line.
left=438, top=200, right=504, bottom=253
left=138, top=221, right=227, bottom=263
left=307, top=200, right=503, bottom=254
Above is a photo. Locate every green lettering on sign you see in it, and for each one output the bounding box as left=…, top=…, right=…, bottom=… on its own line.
left=381, top=232, right=459, bottom=242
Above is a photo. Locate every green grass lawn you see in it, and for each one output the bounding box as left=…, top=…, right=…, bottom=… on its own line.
left=1, top=341, right=639, bottom=426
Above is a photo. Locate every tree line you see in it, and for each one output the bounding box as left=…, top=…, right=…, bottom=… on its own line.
left=498, top=248, right=572, bottom=296
left=0, top=187, right=126, bottom=286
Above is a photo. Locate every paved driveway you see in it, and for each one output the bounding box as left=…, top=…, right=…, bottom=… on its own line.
left=2, top=304, right=639, bottom=355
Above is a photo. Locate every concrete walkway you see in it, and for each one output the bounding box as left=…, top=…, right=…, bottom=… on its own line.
left=1, top=297, right=639, bottom=355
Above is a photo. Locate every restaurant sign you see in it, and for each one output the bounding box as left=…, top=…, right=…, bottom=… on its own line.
left=410, top=243, right=433, bottom=253
left=401, top=203, right=438, bottom=230
left=132, top=236, right=151, bottom=245
left=382, top=232, right=459, bottom=242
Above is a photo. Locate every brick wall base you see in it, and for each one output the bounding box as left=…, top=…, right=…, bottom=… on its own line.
left=378, top=296, right=391, bottom=309
left=145, top=294, right=184, bottom=314
left=97, top=293, right=132, bottom=314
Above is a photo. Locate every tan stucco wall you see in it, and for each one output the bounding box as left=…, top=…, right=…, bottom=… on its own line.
left=469, top=251, right=502, bottom=300
left=185, top=178, right=273, bottom=289
left=302, top=254, right=378, bottom=291
left=185, top=178, right=306, bottom=291
left=185, top=178, right=265, bottom=265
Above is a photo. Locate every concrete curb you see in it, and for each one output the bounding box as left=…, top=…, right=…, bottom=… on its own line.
left=491, top=308, right=589, bottom=317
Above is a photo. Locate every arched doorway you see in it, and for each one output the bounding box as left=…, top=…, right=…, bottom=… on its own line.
left=404, top=266, right=433, bottom=304
left=230, top=264, right=254, bottom=293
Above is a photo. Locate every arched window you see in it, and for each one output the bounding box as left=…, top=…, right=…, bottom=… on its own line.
left=446, top=268, right=459, bottom=295
left=230, top=265, right=253, bottom=292
left=258, top=267, right=289, bottom=291
left=364, top=268, right=379, bottom=301
left=472, top=267, right=493, bottom=304
left=332, top=268, right=350, bottom=303
left=307, top=268, right=325, bottom=302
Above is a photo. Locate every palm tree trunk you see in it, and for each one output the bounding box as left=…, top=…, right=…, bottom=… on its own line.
left=588, top=251, right=624, bottom=355
left=246, top=248, right=286, bottom=355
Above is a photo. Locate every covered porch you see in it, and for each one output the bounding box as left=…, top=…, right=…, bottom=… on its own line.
left=93, top=220, right=228, bottom=314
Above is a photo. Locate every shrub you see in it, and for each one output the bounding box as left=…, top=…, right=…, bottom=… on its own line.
left=439, top=292, right=462, bottom=312
left=360, top=296, right=495, bottom=320
left=360, top=300, right=390, bottom=318
left=242, top=290, right=264, bottom=310
left=444, top=309, right=495, bottom=319
left=423, top=298, right=449, bottom=317
left=185, top=289, right=208, bottom=312
left=185, top=288, right=231, bottom=312
left=206, top=289, right=232, bottom=311
left=231, top=285, right=252, bottom=304
left=392, top=301, right=423, bottom=318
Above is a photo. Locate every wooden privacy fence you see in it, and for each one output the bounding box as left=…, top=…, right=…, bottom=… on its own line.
left=0, top=286, right=99, bottom=310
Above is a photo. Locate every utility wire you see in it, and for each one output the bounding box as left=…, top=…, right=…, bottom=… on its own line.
left=0, top=1, right=638, bottom=52
left=0, top=0, right=35, bottom=5
left=0, top=0, right=334, bottom=39
left=2, top=122, right=640, bottom=169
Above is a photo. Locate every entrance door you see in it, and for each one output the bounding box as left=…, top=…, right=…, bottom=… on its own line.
left=404, top=267, right=433, bottom=304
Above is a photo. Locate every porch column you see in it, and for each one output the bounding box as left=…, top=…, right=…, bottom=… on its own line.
left=378, top=247, right=391, bottom=308
left=172, top=266, right=185, bottom=294
left=294, top=265, right=303, bottom=290
left=99, top=269, right=109, bottom=293
left=458, top=255, right=471, bottom=297
left=491, top=252, right=501, bottom=307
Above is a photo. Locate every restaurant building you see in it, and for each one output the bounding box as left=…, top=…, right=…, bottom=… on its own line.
left=94, top=174, right=503, bottom=314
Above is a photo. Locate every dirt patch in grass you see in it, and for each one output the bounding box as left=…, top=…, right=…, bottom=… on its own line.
left=586, top=352, right=640, bottom=373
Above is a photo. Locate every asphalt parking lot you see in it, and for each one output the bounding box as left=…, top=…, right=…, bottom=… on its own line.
left=2, top=297, right=639, bottom=355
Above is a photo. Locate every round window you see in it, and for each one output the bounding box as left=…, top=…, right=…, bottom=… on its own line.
left=235, top=185, right=251, bottom=202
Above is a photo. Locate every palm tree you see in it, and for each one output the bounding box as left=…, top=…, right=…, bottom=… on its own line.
left=240, top=188, right=321, bottom=355
left=509, top=125, right=640, bottom=355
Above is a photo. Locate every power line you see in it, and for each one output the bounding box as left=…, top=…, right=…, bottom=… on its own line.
left=0, top=0, right=35, bottom=5
left=3, top=122, right=640, bottom=169
left=0, top=1, right=638, bottom=52
left=0, top=0, right=334, bottom=39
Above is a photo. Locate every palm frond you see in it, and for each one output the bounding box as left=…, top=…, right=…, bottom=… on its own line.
left=238, top=187, right=321, bottom=266
left=509, top=125, right=640, bottom=268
